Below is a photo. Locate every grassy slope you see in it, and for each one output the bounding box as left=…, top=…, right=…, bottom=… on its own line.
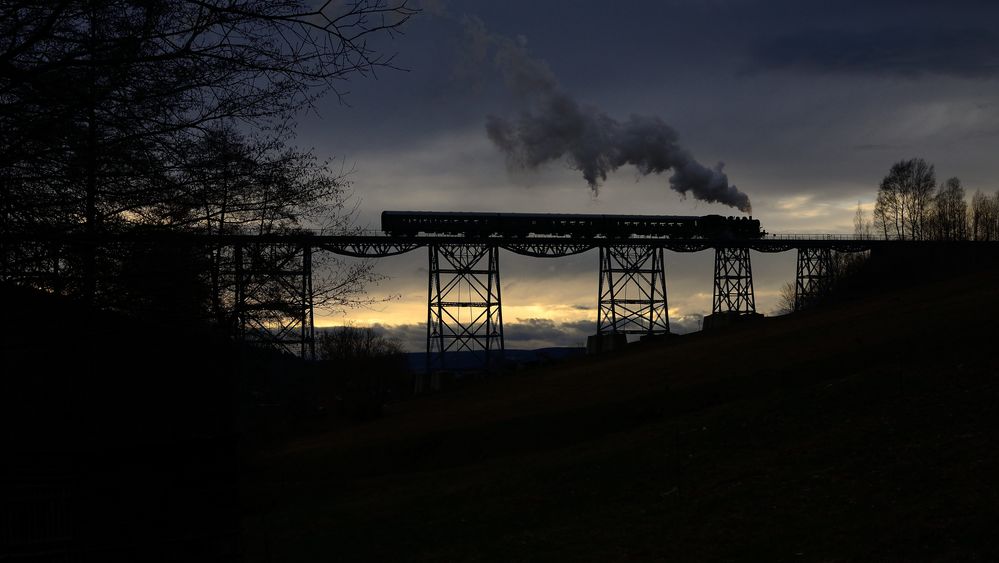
left=244, top=268, right=999, bottom=562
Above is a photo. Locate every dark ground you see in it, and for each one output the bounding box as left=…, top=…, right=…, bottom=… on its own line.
left=1, top=285, right=242, bottom=561
left=4, top=255, right=999, bottom=562
left=243, top=263, right=999, bottom=562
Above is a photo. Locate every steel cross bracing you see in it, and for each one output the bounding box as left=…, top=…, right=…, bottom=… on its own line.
left=794, top=247, right=834, bottom=311
left=713, top=246, right=756, bottom=314
left=598, top=245, right=670, bottom=335
left=233, top=242, right=315, bottom=359
left=427, top=244, right=504, bottom=372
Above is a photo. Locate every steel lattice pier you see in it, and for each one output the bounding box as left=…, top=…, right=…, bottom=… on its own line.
left=427, top=244, right=504, bottom=373
left=794, top=247, right=834, bottom=311
left=233, top=242, right=315, bottom=359
left=712, top=247, right=756, bottom=315
left=598, top=245, right=670, bottom=336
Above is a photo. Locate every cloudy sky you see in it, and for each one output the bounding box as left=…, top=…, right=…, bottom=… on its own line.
left=299, top=0, right=999, bottom=350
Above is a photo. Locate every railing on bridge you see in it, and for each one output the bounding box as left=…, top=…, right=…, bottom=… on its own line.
left=337, top=229, right=882, bottom=240
left=764, top=233, right=878, bottom=241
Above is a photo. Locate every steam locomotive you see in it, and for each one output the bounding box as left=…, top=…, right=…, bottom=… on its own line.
left=381, top=211, right=763, bottom=239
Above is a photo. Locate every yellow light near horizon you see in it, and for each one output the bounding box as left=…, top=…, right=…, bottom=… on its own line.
left=315, top=299, right=426, bottom=328
left=320, top=303, right=595, bottom=328
left=321, top=301, right=727, bottom=330
left=503, top=304, right=592, bottom=322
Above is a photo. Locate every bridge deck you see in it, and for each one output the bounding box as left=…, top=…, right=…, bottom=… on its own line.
left=8, top=232, right=995, bottom=257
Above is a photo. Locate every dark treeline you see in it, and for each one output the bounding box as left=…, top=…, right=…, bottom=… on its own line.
left=1, top=5, right=419, bottom=559
left=0, top=0, right=416, bottom=325
left=865, top=157, right=999, bottom=240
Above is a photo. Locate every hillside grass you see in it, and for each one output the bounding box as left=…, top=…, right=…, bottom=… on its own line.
left=242, top=267, right=999, bottom=562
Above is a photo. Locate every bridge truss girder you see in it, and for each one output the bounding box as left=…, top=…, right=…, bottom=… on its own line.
left=794, top=247, right=834, bottom=311
left=713, top=246, right=756, bottom=315
left=317, top=240, right=422, bottom=258
left=663, top=241, right=712, bottom=253
left=598, top=245, right=670, bottom=335
left=750, top=242, right=794, bottom=253
left=427, top=244, right=503, bottom=372
left=502, top=241, right=594, bottom=258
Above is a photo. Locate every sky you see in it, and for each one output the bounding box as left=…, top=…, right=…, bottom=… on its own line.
left=298, top=0, right=999, bottom=350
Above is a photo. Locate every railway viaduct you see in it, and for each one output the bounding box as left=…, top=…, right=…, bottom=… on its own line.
left=7, top=229, right=985, bottom=371
left=267, top=233, right=869, bottom=369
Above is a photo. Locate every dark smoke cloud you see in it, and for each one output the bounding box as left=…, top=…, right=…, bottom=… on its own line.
left=466, top=16, right=752, bottom=213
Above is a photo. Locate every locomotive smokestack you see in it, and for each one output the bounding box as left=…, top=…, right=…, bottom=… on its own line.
left=467, top=17, right=752, bottom=213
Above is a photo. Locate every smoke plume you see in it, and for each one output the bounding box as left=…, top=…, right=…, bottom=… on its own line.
left=466, top=17, right=752, bottom=213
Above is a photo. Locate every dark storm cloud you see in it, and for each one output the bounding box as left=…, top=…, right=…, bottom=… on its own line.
left=505, top=318, right=593, bottom=346
left=670, top=314, right=705, bottom=335
left=461, top=16, right=753, bottom=213
left=755, top=27, right=999, bottom=78
left=370, top=323, right=425, bottom=349
left=852, top=143, right=906, bottom=151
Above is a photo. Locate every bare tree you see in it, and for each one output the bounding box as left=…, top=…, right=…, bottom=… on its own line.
left=1, top=0, right=416, bottom=235
left=0, top=0, right=416, bottom=320
left=853, top=201, right=873, bottom=239
left=775, top=281, right=796, bottom=315
left=932, top=177, right=968, bottom=240
left=319, top=325, right=403, bottom=360
left=970, top=189, right=999, bottom=241
left=874, top=158, right=936, bottom=240
left=873, top=189, right=892, bottom=240
left=155, top=125, right=381, bottom=324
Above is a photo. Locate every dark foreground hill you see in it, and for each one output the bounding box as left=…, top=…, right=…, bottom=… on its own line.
left=0, top=284, right=242, bottom=561
left=244, top=265, right=999, bottom=562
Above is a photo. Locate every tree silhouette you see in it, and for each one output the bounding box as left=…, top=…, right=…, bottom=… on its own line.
left=873, top=158, right=936, bottom=240
left=0, top=0, right=415, bottom=323
left=160, top=125, right=381, bottom=326
left=932, top=177, right=968, bottom=241
left=2, top=0, right=414, bottom=231
left=319, top=325, right=403, bottom=361
left=969, top=189, right=999, bottom=241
